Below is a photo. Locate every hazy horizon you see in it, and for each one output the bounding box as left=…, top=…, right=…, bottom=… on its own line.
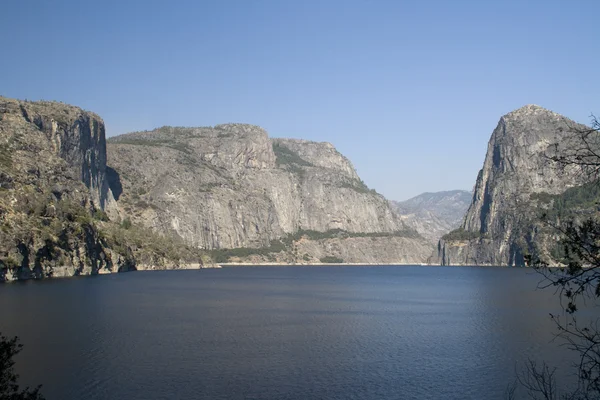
left=2, top=0, right=598, bottom=200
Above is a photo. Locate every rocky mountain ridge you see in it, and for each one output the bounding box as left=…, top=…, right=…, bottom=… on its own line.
left=5, top=97, right=590, bottom=274
left=0, top=96, right=435, bottom=281
left=437, top=105, right=591, bottom=266
left=391, top=190, right=472, bottom=243
left=0, top=97, right=127, bottom=280
left=0, top=97, right=210, bottom=281
left=107, top=124, right=433, bottom=264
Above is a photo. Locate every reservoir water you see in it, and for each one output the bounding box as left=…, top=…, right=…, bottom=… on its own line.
left=0, top=266, right=576, bottom=399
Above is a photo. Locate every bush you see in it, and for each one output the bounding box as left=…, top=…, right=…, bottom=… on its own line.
left=100, top=219, right=207, bottom=265
left=529, top=191, right=554, bottom=204
left=340, top=179, right=378, bottom=195
left=550, top=179, right=600, bottom=216
left=0, top=257, right=19, bottom=269
left=209, top=239, right=287, bottom=263
left=121, top=218, right=132, bottom=230
left=286, top=229, right=421, bottom=242
left=55, top=199, right=88, bottom=222
left=92, top=209, right=109, bottom=221
left=319, top=256, right=344, bottom=263
left=442, top=228, right=482, bottom=241
left=272, top=143, right=313, bottom=167
left=0, top=333, right=45, bottom=399
left=0, top=145, right=12, bottom=169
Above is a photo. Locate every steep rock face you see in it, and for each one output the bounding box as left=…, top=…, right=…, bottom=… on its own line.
left=0, top=97, right=132, bottom=281
left=0, top=97, right=213, bottom=282
left=274, top=138, right=359, bottom=179
left=1, top=97, right=117, bottom=213
left=438, top=105, right=588, bottom=266
left=108, top=125, right=432, bottom=263
left=391, top=190, right=472, bottom=243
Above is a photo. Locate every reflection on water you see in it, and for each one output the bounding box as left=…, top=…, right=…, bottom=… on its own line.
left=0, top=266, right=575, bottom=400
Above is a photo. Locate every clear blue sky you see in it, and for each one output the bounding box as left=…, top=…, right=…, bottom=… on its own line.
left=1, top=0, right=598, bottom=200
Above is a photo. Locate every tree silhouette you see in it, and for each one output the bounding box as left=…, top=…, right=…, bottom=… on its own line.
left=0, top=333, right=44, bottom=400
left=509, top=115, right=600, bottom=399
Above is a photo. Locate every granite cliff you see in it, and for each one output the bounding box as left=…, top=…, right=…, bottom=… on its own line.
left=0, top=97, right=126, bottom=280
left=437, top=105, right=590, bottom=266
left=391, top=190, right=472, bottom=243
left=0, top=97, right=208, bottom=281
left=107, top=125, right=433, bottom=264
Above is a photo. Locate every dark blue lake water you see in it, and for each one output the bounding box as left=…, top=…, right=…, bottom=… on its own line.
left=0, top=266, right=575, bottom=400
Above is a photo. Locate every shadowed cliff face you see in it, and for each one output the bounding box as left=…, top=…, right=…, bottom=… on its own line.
left=0, top=97, right=133, bottom=280
left=0, top=97, right=215, bottom=281
left=2, top=97, right=117, bottom=213
left=438, top=105, right=589, bottom=266
left=107, top=124, right=433, bottom=263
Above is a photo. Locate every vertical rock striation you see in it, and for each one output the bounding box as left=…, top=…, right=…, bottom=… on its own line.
left=0, top=97, right=130, bottom=280
left=108, top=124, right=433, bottom=263
left=438, top=105, right=589, bottom=266
left=2, top=97, right=117, bottom=212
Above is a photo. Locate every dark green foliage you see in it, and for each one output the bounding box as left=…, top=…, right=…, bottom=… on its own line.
left=283, top=163, right=305, bottom=177
left=109, top=138, right=192, bottom=154
left=0, top=333, right=45, bottom=399
left=286, top=228, right=420, bottom=242
left=272, top=143, right=314, bottom=167
left=100, top=221, right=206, bottom=265
left=529, top=181, right=600, bottom=222
left=0, top=257, right=19, bottom=270
left=92, top=209, right=109, bottom=222
left=548, top=241, right=566, bottom=262
left=268, top=239, right=286, bottom=253
left=340, top=179, right=379, bottom=195
left=524, top=181, right=600, bottom=264
left=120, top=218, right=132, bottom=230
left=283, top=229, right=346, bottom=243
left=319, top=256, right=344, bottom=263
left=54, top=198, right=88, bottom=222
left=272, top=143, right=314, bottom=177
left=441, top=228, right=482, bottom=241
left=479, top=182, right=600, bottom=265
left=217, top=132, right=234, bottom=138
left=2, top=183, right=208, bottom=272
left=531, top=217, right=600, bottom=311
left=209, top=240, right=286, bottom=263
left=14, top=190, right=49, bottom=217
left=511, top=115, right=600, bottom=399
left=210, top=229, right=420, bottom=263
left=529, top=191, right=554, bottom=204
left=522, top=216, right=600, bottom=397
left=552, top=180, right=600, bottom=214
left=0, top=145, right=12, bottom=170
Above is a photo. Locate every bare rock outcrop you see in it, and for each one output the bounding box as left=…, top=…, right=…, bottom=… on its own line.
left=1, top=97, right=118, bottom=213
left=437, top=105, right=589, bottom=266
left=0, top=97, right=131, bottom=280
left=0, top=97, right=209, bottom=281
left=108, top=125, right=433, bottom=263
left=391, top=190, right=472, bottom=243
